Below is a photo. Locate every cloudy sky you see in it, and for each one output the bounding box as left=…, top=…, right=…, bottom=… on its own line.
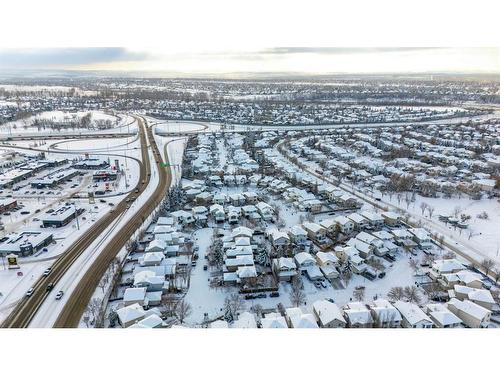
left=1, top=0, right=499, bottom=76
left=1, top=47, right=499, bottom=76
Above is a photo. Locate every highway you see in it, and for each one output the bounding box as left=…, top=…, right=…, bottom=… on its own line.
left=52, top=117, right=172, bottom=327
left=1, top=116, right=169, bottom=328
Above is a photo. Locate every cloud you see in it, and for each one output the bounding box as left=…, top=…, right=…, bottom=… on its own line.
left=260, top=47, right=445, bottom=55
left=0, top=48, right=149, bottom=69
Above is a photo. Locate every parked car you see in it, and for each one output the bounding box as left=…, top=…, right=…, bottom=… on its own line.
left=269, top=292, right=280, bottom=298
left=362, top=270, right=376, bottom=281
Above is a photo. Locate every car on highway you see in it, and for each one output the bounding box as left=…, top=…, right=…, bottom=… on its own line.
left=20, top=211, right=30, bottom=215
left=42, top=267, right=52, bottom=277
left=26, top=288, right=34, bottom=297
left=46, top=283, right=55, bottom=292
left=55, top=290, right=64, bottom=300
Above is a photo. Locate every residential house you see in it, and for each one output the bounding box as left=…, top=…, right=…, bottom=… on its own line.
left=312, top=300, right=347, bottom=328
left=123, top=287, right=147, bottom=307
left=343, top=302, right=374, bottom=328
left=393, top=301, right=434, bottom=328
left=425, top=304, right=463, bottom=328
left=347, top=212, right=369, bottom=230
left=302, top=222, right=327, bottom=245
left=288, top=225, right=308, bottom=248
left=256, top=201, right=274, bottom=221
left=285, top=307, right=319, bottom=328
left=381, top=211, right=401, bottom=226
left=430, top=259, right=466, bottom=280
left=266, top=228, right=291, bottom=251
left=408, top=228, right=433, bottom=249
left=261, top=313, right=288, bottom=328
left=360, top=211, right=384, bottom=228
left=452, top=285, right=495, bottom=310
left=233, top=312, right=257, bottom=328
left=272, top=257, right=298, bottom=282
left=117, top=303, right=146, bottom=328
left=447, top=298, right=491, bottom=328
left=368, top=299, right=402, bottom=328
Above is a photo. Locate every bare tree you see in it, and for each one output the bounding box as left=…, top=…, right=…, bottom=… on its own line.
left=493, top=268, right=500, bottom=284
left=82, top=314, right=91, bottom=328
left=409, top=259, right=419, bottom=274
left=404, top=286, right=422, bottom=304
left=442, top=251, right=456, bottom=260
left=340, top=267, right=353, bottom=287
left=387, top=286, right=405, bottom=302
left=425, top=282, right=443, bottom=300
left=161, top=293, right=178, bottom=316
left=251, top=303, right=264, bottom=319
left=419, top=202, right=428, bottom=215
left=98, top=272, right=110, bottom=294
left=85, top=297, right=103, bottom=326
left=427, top=205, right=435, bottom=218
left=224, top=293, right=246, bottom=318
left=353, top=288, right=365, bottom=302
left=175, top=300, right=192, bottom=324
left=289, top=278, right=306, bottom=307
left=481, top=259, right=495, bottom=276
left=452, top=205, right=462, bottom=218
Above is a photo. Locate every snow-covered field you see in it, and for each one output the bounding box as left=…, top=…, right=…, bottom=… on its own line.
left=0, top=111, right=136, bottom=137
left=373, top=193, right=500, bottom=262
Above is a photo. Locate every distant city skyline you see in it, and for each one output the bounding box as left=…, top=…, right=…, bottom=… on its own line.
left=0, top=47, right=499, bottom=77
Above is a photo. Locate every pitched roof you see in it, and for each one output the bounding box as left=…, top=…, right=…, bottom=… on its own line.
left=313, top=300, right=346, bottom=326
left=393, top=301, right=433, bottom=326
